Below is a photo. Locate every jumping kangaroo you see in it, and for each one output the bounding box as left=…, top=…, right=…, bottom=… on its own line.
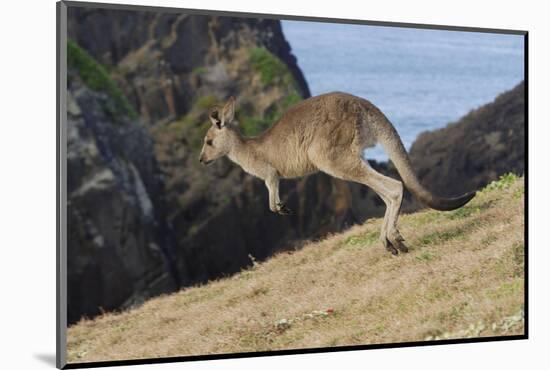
left=199, top=93, right=475, bottom=255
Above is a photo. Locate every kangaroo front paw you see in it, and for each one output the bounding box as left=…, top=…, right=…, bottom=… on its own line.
left=275, top=202, right=293, bottom=215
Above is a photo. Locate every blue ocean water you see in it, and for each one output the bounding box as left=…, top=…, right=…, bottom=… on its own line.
left=282, top=21, right=524, bottom=161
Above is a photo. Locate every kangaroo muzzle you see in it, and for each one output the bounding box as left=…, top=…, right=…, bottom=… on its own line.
left=199, top=155, right=213, bottom=165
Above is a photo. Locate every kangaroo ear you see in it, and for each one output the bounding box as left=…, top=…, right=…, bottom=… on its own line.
left=222, top=97, right=235, bottom=125
left=209, top=108, right=222, bottom=129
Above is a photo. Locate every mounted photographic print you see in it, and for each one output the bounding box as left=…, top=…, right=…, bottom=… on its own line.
left=56, top=1, right=527, bottom=368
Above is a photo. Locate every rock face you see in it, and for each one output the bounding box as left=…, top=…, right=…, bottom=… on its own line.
left=409, top=81, right=525, bottom=197
left=66, top=70, right=181, bottom=324
left=67, top=8, right=310, bottom=124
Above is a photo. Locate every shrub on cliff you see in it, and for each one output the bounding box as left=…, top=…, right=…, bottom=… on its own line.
left=67, top=40, right=137, bottom=119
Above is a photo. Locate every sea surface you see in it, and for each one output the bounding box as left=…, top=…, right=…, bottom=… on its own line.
left=282, top=21, right=524, bottom=161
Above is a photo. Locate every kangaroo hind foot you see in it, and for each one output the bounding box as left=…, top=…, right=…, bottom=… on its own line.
left=386, top=229, right=409, bottom=253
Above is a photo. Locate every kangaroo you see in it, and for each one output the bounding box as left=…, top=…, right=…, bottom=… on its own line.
left=199, top=93, right=475, bottom=255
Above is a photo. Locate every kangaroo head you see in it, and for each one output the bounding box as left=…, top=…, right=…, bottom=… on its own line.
left=199, top=97, right=238, bottom=165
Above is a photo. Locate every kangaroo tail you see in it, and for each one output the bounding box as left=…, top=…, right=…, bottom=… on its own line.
left=377, top=118, right=475, bottom=211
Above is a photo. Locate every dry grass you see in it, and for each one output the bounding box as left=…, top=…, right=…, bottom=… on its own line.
left=67, top=175, right=525, bottom=364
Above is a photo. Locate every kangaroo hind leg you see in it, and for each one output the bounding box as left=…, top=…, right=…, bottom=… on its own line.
left=360, top=164, right=408, bottom=254
left=376, top=190, right=405, bottom=255
left=315, top=156, right=408, bottom=255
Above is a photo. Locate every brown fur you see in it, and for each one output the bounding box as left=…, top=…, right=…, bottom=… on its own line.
left=199, top=93, right=475, bottom=255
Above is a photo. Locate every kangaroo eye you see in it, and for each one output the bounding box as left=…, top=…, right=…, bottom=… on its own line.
left=206, top=139, right=213, bottom=146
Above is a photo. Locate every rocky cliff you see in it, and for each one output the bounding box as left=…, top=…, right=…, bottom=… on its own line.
left=67, top=8, right=310, bottom=124
left=409, top=81, right=525, bottom=197
left=66, top=63, right=181, bottom=324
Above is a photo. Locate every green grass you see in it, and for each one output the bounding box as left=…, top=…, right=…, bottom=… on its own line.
left=415, top=251, right=436, bottom=262
left=419, top=228, right=466, bottom=247
left=514, top=186, right=524, bottom=199
left=447, top=206, right=477, bottom=220
left=344, top=231, right=379, bottom=248
left=409, top=211, right=442, bottom=226
left=67, top=40, right=137, bottom=119
left=484, top=173, right=520, bottom=192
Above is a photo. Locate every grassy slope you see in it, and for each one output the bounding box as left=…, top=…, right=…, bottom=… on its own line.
left=67, top=175, right=525, bottom=363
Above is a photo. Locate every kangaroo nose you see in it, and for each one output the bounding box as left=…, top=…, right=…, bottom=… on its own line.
left=199, top=155, right=210, bottom=165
